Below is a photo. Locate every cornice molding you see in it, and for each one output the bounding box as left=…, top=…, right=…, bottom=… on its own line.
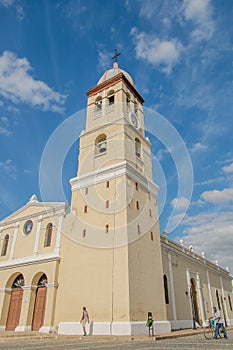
left=0, top=253, right=60, bottom=270
left=0, top=203, right=68, bottom=228
left=70, top=160, right=159, bottom=196
left=86, top=72, right=144, bottom=104
left=161, top=239, right=230, bottom=277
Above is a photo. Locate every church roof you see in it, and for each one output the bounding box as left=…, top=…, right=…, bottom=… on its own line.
left=97, top=62, right=134, bottom=87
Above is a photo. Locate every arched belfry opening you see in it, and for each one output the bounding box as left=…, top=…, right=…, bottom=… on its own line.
left=6, top=274, right=25, bottom=331
left=95, top=134, right=107, bottom=155
left=32, top=273, right=48, bottom=331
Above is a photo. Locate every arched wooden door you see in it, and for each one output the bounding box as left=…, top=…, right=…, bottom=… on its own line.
left=190, top=278, right=200, bottom=325
left=32, top=274, right=48, bottom=331
left=6, top=274, right=24, bottom=331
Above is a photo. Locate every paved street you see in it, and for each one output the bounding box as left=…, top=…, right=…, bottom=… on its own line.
left=0, top=330, right=233, bottom=350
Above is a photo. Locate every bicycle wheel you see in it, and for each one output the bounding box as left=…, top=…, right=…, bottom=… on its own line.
left=204, top=326, right=214, bottom=339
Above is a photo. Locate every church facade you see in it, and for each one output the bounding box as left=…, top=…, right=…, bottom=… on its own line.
left=0, top=61, right=232, bottom=335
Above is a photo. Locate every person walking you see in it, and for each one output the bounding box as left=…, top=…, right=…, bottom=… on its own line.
left=212, top=306, right=228, bottom=339
left=80, top=306, right=89, bottom=336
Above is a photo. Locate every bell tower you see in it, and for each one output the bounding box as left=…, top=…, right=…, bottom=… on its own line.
left=69, top=51, right=170, bottom=334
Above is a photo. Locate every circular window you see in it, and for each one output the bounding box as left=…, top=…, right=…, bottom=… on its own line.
left=23, top=220, right=33, bottom=234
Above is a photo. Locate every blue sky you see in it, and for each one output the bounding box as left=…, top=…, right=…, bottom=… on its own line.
left=0, top=0, right=233, bottom=272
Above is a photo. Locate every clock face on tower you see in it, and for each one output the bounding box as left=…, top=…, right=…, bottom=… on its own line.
left=129, top=112, right=140, bottom=129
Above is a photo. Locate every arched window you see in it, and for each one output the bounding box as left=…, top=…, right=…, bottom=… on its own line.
left=216, top=290, right=221, bottom=310
left=95, top=96, right=102, bottom=112
left=163, top=274, right=169, bottom=304
left=1, top=234, right=9, bottom=256
left=12, top=274, right=25, bottom=288
left=135, top=138, right=141, bottom=158
left=38, top=274, right=48, bottom=286
left=95, top=134, right=107, bottom=155
left=107, top=90, right=114, bottom=106
left=44, top=223, right=53, bottom=247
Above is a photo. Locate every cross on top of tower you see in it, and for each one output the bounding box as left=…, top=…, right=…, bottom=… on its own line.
left=112, top=48, right=120, bottom=63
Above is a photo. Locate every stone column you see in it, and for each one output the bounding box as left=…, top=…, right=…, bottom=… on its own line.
left=0, top=288, right=11, bottom=330
left=15, top=285, right=33, bottom=331
left=39, top=283, right=58, bottom=333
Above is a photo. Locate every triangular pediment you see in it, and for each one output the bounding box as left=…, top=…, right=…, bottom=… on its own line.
left=0, top=194, right=67, bottom=226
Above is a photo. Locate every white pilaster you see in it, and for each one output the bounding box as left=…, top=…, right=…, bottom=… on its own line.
left=9, top=222, right=19, bottom=260
left=186, top=269, right=192, bottom=320
left=220, top=276, right=229, bottom=322
left=196, top=272, right=205, bottom=323
left=206, top=270, right=213, bottom=311
left=168, top=251, right=177, bottom=320
left=55, top=214, right=63, bottom=255
left=33, top=216, right=42, bottom=256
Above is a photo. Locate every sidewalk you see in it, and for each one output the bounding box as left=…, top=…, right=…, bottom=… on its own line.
left=0, top=327, right=232, bottom=342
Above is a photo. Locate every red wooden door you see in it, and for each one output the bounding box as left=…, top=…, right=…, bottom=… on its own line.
left=6, top=288, right=23, bottom=331
left=32, top=286, right=47, bottom=331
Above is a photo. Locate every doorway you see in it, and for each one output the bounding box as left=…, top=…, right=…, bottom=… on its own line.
left=190, top=278, right=200, bottom=325
left=6, top=274, right=24, bottom=331
left=32, top=274, right=48, bottom=331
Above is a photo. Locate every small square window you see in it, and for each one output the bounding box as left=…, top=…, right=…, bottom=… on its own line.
left=84, top=205, right=87, bottom=213
left=105, top=224, right=109, bottom=233
left=106, top=181, right=110, bottom=188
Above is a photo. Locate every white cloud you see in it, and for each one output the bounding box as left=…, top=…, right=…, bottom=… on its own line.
left=97, top=48, right=112, bottom=72
left=156, top=148, right=170, bottom=161
left=0, top=159, right=16, bottom=178
left=0, top=127, right=11, bottom=136
left=130, top=28, right=183, bottom=74
left=182, top=0, right=215, bottom=41
left=0, top=116, right=11, bottom=136
left=195, top=176, right=224, bottom=186
left=171, top=197, right=190, bottom=210
left=190, top=142, right=208, bottom=152
left=222, top=162, right=233, bottom=174
left=201, top=188, right=233, bottom=204
left=1, top=116, right=9, bottom=126
left=177, top=211, right=233, bottom=272
left=0, top=51, right=66, bottom=112
left=0, top=0, right=24, bottom=21
left=0, top=0, right=14, bottom=6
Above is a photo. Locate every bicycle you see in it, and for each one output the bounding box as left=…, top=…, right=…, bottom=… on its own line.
left=203, top=319, right=222, bottom=339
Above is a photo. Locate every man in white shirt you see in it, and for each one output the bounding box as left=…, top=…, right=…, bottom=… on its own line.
left=212, top=306, right=228, bottom=339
